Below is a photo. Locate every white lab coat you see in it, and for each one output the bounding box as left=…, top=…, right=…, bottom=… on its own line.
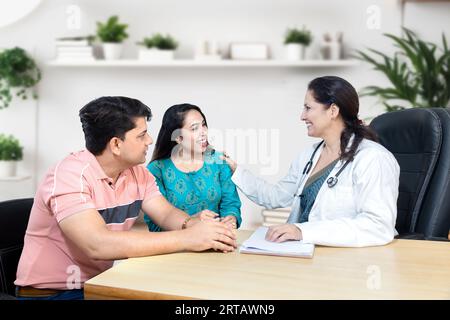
left=232, top=138, right=400, bottom=247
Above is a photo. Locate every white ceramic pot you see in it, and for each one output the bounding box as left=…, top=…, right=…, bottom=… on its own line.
left=285, top=44, right=306, bottom=60
left=0, top=160, right=17, bottom=177
left=102, top=43, right=123, bottom=60
left=138, top=48, right=174, bottom=61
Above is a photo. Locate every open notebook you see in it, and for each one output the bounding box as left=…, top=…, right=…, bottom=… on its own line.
left=240, top=227, right=315, bottom=259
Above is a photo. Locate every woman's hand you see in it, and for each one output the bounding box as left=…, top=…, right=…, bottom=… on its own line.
left=186, top=210, right=219, bottom=228
left=221, top=215, right=237, bottom=229
left=265, top=224, right=302, bottom=243
left=192, top=210, right=219, bottom=222
left=220, top=152, right=237, bottom=174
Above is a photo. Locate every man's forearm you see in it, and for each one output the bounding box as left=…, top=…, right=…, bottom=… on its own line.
left=158, top=207, right=190, bottom=231
left=90, top=228, right=188, bottom=260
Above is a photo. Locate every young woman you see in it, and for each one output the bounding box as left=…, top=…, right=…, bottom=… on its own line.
left=144, top=103, right=242, bottom=232
left=222, top=76, right=400, bottom=247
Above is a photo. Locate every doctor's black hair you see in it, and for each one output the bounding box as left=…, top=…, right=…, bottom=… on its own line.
left=307, top=76, right=378, bottom=162
left=151, top=103, right=208, bottom=162
left=79, top=96, right=152, bottom=155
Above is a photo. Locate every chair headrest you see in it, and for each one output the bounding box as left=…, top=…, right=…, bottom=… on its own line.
left=371, top=108, right=441, bottom=155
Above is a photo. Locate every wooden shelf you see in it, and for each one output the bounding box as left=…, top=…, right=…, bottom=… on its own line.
left=403, top=0, right=450, bottom=2
left=46, top=59, right=360, bottom=68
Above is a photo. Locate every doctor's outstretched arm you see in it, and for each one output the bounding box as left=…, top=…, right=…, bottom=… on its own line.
left=221, top=153, right=302, bottom=209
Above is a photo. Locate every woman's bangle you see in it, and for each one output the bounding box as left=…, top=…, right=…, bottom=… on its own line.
left=181, top=217, right=192, bottom=230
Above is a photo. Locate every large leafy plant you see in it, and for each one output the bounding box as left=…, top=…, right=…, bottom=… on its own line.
left=355, top=28, right=450, bottom=112
left=96, top=15, right=129, bottom=43
left=0, top=47, right=41, bottom=109
left=0, top=134, right=23, bottom=161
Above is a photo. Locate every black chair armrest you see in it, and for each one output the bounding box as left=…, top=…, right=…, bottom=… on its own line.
left=395, top=233, right=425, bottom=240
left=424, top=236, right=450, bottom=242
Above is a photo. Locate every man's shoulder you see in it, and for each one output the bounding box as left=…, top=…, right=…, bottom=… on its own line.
left=47, top=150, right=93, bottom=177
left=36, top=151, right=97, bottom=200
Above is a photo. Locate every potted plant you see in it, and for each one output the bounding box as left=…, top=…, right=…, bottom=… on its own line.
left=0, top=134, right=23, bottom=177
left=0, top=47, right=41, bottom=109
left=355, top=28, right=450, bottom=112
left=137, top=34, right=178, bottom=61
left=96, top=15, right=129, bottom=60
left=284, top=26, right=313, bottom=60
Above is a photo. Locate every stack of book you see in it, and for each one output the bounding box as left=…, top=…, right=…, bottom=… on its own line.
left=55, top=37, right=95, bottom=61
left=261, top=208, right=290, bottom=227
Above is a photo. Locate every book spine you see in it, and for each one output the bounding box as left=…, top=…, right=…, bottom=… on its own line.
left=57, top=47, right=93, bottom=53
left=262, top=222, right=283, bottom=227
left=261, top=211, right=290, bottom=219
left=55, top=40, right=89, bottom=46
left=264, top=217, right=287, bottom=224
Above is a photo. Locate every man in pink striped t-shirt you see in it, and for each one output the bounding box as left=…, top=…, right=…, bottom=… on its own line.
left=15, top=96, right=237, bottom=299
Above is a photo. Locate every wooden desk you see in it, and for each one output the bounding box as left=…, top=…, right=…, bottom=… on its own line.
left=84, top=230, right=450, bottom=300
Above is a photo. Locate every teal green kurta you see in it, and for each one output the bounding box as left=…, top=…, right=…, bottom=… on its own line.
left=144, top=151, right=242, bottom=231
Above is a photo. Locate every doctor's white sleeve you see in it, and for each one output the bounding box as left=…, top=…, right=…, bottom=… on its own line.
left=297, top=151, right=400, bottom=247
left=231, top=154, right=303, bottom=209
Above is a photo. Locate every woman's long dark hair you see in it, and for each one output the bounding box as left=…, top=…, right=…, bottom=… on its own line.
left=307, top=76, right=378, bottom=162
left=151, top=103, right=208, bottom=162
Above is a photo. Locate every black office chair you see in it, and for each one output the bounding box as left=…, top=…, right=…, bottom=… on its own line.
left=370, top=108, right=450, bottom=240
left=0, top=198, right=33, bottom=297
left=415, top=108, right=450, bottom=240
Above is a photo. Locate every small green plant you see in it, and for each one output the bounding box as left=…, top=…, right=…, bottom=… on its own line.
left=137, top=34, right=178, bottom=50
left=284, top=26, right=313, bottom=46
left=0, top=134, right=23, bottom=161
left=96, top=16, right=129, bottom=43
left=0, top=47, right=41, bottom=109
left=355, top=28, right=450, bottom=112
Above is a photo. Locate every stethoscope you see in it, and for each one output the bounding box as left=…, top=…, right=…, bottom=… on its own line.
left=294, top=140, right=351, bottom=197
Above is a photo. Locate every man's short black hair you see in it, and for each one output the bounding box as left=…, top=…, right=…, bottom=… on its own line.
left=79, top=96, right=152, bottom=155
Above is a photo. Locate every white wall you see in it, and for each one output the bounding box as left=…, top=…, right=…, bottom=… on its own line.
left=1, top=0, right=449, bottom=229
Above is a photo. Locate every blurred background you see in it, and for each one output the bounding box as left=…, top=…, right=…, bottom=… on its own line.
left=0, top=0, right=449, bottom=229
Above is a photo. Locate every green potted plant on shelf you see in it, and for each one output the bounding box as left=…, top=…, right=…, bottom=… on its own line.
left=355, top=28, right=450, bottom=112
left=0, top=134, right=23, bottom=177
left=137, top=33, right=178, bottom=61
left=0, top=47, right=41, bottom=109
left=284, top=26, right=313, bottom=60
left=96, top=15, right=129, bottom=60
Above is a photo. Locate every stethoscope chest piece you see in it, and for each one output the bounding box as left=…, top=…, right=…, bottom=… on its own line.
left=326, top=176, right=338, bottom=188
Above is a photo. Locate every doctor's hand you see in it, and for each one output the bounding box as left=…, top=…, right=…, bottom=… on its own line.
left=220, top=152, right=237, bottom=173
left=265, top=224, right=303, bottom=243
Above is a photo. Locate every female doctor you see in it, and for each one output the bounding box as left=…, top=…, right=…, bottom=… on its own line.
left=222, top=76, right=400, bottom=247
